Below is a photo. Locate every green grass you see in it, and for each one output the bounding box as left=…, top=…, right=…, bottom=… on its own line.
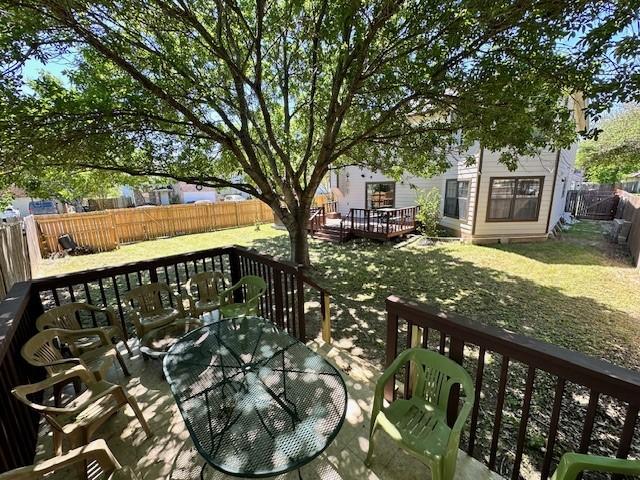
left=38, top=225, right=288, bottom=277
left=40, top=220, right=640, bottom=370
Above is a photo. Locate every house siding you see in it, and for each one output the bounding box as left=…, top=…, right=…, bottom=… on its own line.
left=332, top=146, right=480, bottom=235
left=473, top=150, right=559, bottom=238
left=331, top=144, right=576, bottom=241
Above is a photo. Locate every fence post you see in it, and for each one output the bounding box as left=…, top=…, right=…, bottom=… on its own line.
left=234, top=202, right=240, bottom=227
left=273, top=270, right=284, bottom=329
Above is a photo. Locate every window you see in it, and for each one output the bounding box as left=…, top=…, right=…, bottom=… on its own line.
left=444, top=180, right=470, bottom=220
left=487, top=177, right=543, bottom=221
left=366, top=182, right=395, bottom=209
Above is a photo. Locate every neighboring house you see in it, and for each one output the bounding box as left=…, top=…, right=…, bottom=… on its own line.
left=174, top=182, right=217, bottom=203
left=330, top=144, right=577, bottom=243
left=329, top=95, right=586, bottom=244
left=121, top=185, right=173, bottom=205
left=5, top=186, right=63, bottom=216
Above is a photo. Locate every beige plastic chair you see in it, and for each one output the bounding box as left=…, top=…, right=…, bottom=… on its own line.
left=122, top=283, right=185, bottom=337
left=22, top=328, right=130, bottom=401
left=183, top=271, right=224, bottom=317
left=36, top=302, right=133, bottom=356
left=12, top=366, right=152, bottom=457
left=0, top=439, right=140, bottom=479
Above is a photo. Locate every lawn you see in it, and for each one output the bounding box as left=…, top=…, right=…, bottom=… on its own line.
left=39, top=221, right=640, bottom=370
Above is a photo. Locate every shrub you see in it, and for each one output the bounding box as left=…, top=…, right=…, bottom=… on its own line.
left=415, top=188, right=441, bottom=236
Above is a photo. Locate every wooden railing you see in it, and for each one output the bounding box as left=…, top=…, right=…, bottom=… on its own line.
left=0, top=283, right=45, bottom=473
left=348, top=206, right=418, bottom=238
left=309, top=206, right=326, bottom=237
left=0, top=246, right=331, bottom=473
left=385, top=295, right=640, bottom=480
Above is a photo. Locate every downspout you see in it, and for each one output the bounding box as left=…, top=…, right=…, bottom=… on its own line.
left=545, top=149, right=562, bottom=234
left=471, top=146, right=484, bottom=237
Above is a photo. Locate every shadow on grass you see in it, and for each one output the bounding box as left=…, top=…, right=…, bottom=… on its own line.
left=247, top=235, right=640, bottom=479
left=247, top=235, right=640, bottom=372
left=486, top=220, right=634, bottom=267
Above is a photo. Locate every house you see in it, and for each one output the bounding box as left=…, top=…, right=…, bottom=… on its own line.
left=328, top=96, right=585, bottom=244
left=174, top=182, right=217, bottom=203
left=330, top=145, right=577, bottom=243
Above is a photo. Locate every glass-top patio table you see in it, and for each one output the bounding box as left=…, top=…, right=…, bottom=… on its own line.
left=163, top=316, right=348, bottom=478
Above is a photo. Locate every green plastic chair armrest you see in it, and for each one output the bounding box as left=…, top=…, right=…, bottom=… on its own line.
left=552, top=453, right=640, bottom=480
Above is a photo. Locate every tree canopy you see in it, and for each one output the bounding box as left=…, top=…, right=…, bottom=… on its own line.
left=577, top=105, right=640, bottom=183
left=1, top=0, right=638, bottom=264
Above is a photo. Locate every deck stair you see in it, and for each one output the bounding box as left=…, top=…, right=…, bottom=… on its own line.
left=311, top=224, right=348, bottom=243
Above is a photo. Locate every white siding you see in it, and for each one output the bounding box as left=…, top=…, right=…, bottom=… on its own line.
left=473, top=150, right=559, bottom=238
left=548, top=145, right=577, bottom=231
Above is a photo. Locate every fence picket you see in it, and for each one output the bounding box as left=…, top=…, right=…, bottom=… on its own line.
left=31, top=200, right=276, bottom=256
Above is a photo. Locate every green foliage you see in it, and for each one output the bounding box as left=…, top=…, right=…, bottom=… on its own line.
left=0, top=1, right=638, bottom=263
left=11, top=167, right=155, bottom=204
left=0, top=190, right=13, bottom=209
left=577, top=106, right=640, bottom=183
left=415, top=189, right=441, bottom=236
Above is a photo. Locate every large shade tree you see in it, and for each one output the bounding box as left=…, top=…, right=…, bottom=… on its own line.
left=1, top=1, right=638, bottom=265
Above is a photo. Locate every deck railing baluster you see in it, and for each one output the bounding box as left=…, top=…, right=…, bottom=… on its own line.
left=385, top=295, right=640, bottom=479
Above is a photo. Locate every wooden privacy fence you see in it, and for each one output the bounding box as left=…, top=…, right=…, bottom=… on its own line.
left=33, top=200, right=274, bottom=255
left=564, top=190, right=619, bottom=220
left=0, top=223, right=31, bottom=301
left=615, top=189, right=640, bottom=268
left=385, top=296, right=640, bottom=480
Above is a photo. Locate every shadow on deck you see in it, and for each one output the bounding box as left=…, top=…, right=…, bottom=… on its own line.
left=35, top=340, right=503, bottom=480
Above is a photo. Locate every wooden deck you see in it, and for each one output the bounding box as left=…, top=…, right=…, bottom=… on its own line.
left=33, top=339, right=505, bottom=480
left=309, top=205, right=418, bottom=243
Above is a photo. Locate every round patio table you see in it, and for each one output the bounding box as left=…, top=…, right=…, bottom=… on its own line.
left=163, top=316, right=347, bottom=478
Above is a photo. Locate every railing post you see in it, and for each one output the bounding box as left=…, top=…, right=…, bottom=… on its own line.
left=447, top=336, right=465, bottom=427
left=350, top=209, right=354, bottom=231
left=384, top=305, right=399, bottom=402
left=321, top=290, right=331, bottom=343
left=295, top=265, right=306, bottom=342
left=149, top=266, right=159, bottom=283
left=273, top=270, right=284, bottom=330
left=229, top=249, right=243, bottom=303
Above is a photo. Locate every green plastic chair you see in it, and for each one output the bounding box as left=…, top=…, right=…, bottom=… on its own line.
left=218, top=275, right=267, bottom=318
left=551, top=453, right=640, bottom=480
left=366, top=348, right=474, bottom=480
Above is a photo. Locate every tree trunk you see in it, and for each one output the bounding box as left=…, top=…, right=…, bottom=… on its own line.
left=286, top=216, right=310, bottom=267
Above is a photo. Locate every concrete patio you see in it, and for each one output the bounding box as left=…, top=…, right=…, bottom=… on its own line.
left=34, top=340, right=504, bottom=480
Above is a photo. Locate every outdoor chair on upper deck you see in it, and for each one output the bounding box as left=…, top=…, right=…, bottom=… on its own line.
left=22, top=328, right=129, bottom=386
left=550, top=452, right=640, bottom=480
left=366, top=348, right=474, bottom=480
left=218, top=275, right=267, bottom=319
left=182, top=271, right=224, bottom=317
left=122, top=282, right=185, bottom=338
left=36, top=302, right=133, bottom=357
left=12, top=366, right=151, bottom=458
left=0, top=440, right=140, bottom=480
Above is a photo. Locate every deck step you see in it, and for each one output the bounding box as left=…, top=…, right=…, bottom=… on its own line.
left=312, top=231, right=343, bottom=243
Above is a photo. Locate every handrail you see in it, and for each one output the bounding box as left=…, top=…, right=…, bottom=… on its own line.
left=385, top=295, right=640, bottom=479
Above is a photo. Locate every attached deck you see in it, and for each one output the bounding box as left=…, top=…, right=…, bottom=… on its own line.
left=33, top=339, right=505, bottom=480
left=310, top=205, right=418, bottom=243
